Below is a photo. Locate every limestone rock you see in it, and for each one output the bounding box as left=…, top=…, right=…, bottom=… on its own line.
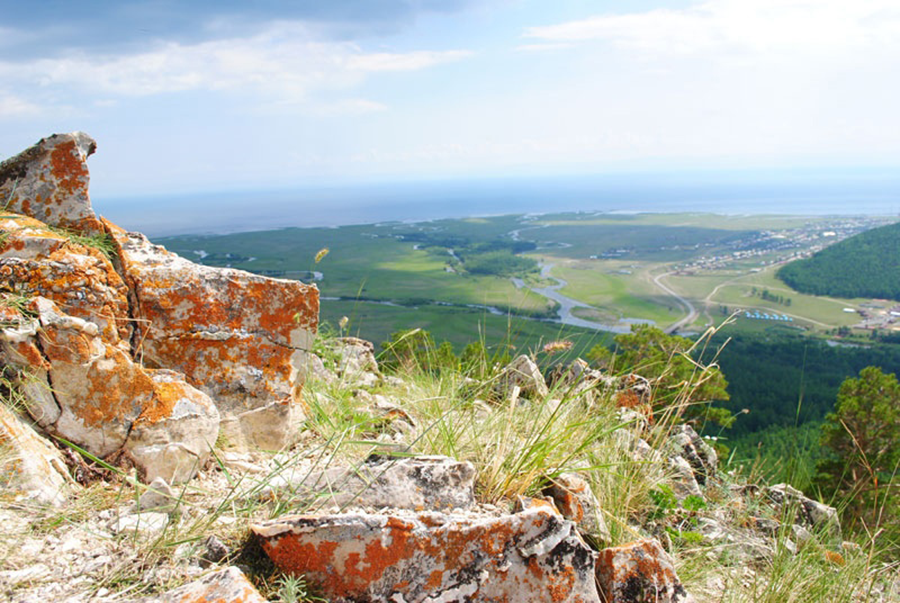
left=146, top=567, right=267, bottom=603
left=252, top=506, right=600, bottom=602
left=0, top=132, right=104, bottom=235
left=543, top=472, right=611, bottom=543
left=0, top=402, right=74, bottom=506
left=0, top=297, right=219, bottom=483
left=495, top=354, right=549, bottom=401
left=767, top=484, right=841, bottom=539
left=135, top=477, right=176, bottom=512
left=105, top=222, right=318, bottom=447
left=596, top=538, right=695, bottom=603
left=667, top=456, right=703, bottom=501
left=333, top=336, right=381, bottom=380
left=0, top=215, right=131, bottom=345
left=666, top=425, right=717, bottom=486
left=278, top=454, right=476, bottom=512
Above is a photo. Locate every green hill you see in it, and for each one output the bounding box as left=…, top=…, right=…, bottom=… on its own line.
left=777, top=220, right=900, bottom=299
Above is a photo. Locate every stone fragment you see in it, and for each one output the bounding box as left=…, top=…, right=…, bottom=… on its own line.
left=252, top=506, right=600, bottom=602
left=135, top=476, right=175, bottom=512
left=0, top=132, right=104, bottom=235
left=105, top=222, right=318, bottom=447
left=666, top=425, right=717, bottom=486
left=0, top=215, right=131, bottom=345
left=0, top=402, right=74, bottom=506
left=495, top=354, right=549, bottom=401
left=109, top=511, right=169, bottom=536
left=202, top=535, right=230, bottom=564
left=145, top=566, right=266, bottom=603
left=543, top=472, right=611, bottom=543
left=667, top=456, right=703, bottom=501
left=596, top=538, right=695, bottom=603
left=767, top=484, right=841, bottom=539
left=285, top=454, right=476, bottom=512
left=333, top=336, right=381, bottom=380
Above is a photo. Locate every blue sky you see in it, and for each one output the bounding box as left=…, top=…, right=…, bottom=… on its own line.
left=2, top=0, right=899, bottom=199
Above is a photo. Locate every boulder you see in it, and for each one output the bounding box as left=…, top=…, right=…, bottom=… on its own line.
left=104, top=222, right=318, bottom=448
left=0, top=402, right=74, bottom=506
left=252, top=506, right=600, bottom=602
left=0, top=297, right=218, bottom=483
left=596, top=538, right=695, bottom=603
left=0, top=132, right=104, bottom=236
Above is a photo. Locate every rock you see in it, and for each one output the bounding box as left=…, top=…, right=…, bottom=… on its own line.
left=666, top=425, right=717, bottom=486
left=285, top=454, right=476, bottom=512
left=202, top=536, right=230, bottom=564
left=252, top=506, right=600, bottom=602
left=1, top=297, right=219, bottom=483
left=104, top=222, right=318, bottom=448
left=0, top=132, right=104, bottom=236
left=109, top=511, right=169, bottom=536
left=135, top=476, right=175, bottom=512
left=543, top=472, right=611, bottom=543
left=495, top=354, right=549, bottom=401
left=0, top=215, right=131, bottom=345
left=667, top=456, right=703, bottom=501
left=333, top=336, right=381, bottom=380
left=0, top=402, right=74, bottom=506
left=767, top=484, right=841, bottom=539
left=596, top=538, right=695, bottom=603
left=146, top=566, right=266, bottom=602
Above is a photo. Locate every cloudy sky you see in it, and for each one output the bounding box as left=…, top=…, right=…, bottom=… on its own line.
left=2, top=0, right=899, bottom=199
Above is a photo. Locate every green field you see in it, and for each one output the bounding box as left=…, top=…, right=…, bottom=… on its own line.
left=158, top=212, right=897, bottom=348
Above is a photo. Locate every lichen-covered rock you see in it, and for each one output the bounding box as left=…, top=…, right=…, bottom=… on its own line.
left=268, top=454, right=476, bottom=512
left=252, top=506, right=600, bottom=602
left=596, top=538, right=695, bottom=603
left=666, top=425, right=717, bottom=486
left=0, top=132, right=104, bottom=236
left=767, top=483, right=841, bottom=539
left=0, top=297, right=218, bottom=483
left=543, top=472, right=611, bottom=543
left=0, top=214, right=131, bottom=346
left=145, top=566, right=267, bottom=603
left=495, top=354, right=549, bottom=401
left=0, top=402, right=74, bottom=506
left=105, top=222, right=318, bottom=445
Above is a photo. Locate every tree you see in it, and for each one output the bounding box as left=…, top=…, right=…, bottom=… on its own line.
left=817, top=366, right=900, bottom=535
left=610, top=325, right=732, bottom=428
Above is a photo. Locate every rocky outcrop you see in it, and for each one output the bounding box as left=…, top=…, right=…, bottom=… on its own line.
left=0, top=132, right=319, bottom=482
left=767, top=483, right=841, bottom=539
left=146, top=567, right=268, bottom=603
left=252, top=506, right=600, bottom=602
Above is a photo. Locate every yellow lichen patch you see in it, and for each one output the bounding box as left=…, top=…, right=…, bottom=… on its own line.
left=49, top=140, right=89, bottom=201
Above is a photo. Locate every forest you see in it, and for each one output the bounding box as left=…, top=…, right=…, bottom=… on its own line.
left=777, top=220, right=900, bottom=300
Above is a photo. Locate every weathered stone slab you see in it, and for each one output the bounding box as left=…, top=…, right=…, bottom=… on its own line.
left=495, top=354, right=549, bottom=401
left=105, top=222, right=318, bottom=421
left=767, top=483, right=841, bottom=539
left=666, top=425, right=717, bottom=486
left=543, top=472, right=611, bottom=543
left=252, top=507, right=600, bottom=602
left=596, top=539, right=695, bottom=603
left=0, top=132, right=104, bottom=235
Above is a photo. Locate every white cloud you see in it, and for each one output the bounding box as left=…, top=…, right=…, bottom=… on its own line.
left=0, top=93, right=41, bottom=119
left=524, top=0, right=900, bottom=58
left=0, top=22, right=473, bottom=107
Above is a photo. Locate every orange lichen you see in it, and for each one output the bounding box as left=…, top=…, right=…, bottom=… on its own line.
left=49, top=140, right=89, bottom=200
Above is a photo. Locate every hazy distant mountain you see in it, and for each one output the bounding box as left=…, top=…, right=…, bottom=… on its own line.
left=777, top=221, right=900, bottom=300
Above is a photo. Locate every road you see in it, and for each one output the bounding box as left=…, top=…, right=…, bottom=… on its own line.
left=652, top=271, right=698, bottom=334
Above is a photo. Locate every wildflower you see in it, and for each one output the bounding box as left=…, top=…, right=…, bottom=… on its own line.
left=339, top=316, right=349, bottom=329
left=314, top=248, right=330, bottom=263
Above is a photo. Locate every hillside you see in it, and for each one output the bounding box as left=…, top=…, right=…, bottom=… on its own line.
left=777, top=221, right=900, bottom=300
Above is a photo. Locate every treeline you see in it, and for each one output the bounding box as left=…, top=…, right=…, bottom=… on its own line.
left=776, top=221, right=900, bottom=299
left=710, top=332, right=900, bottom=436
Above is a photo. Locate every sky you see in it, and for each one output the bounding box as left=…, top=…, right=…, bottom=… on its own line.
left=2, top=0, right=900, bottom=200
